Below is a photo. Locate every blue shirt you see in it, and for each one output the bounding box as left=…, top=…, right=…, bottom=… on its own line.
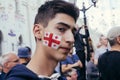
left=62, top=54, right=80, bottom=65
left=61, top=54, right=81, bottom=76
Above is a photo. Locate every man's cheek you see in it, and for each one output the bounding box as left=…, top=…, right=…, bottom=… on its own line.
left=43, top=32, right=62, bottom=49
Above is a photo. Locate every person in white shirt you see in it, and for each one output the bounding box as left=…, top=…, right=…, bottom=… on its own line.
left=94, top=35, right=110, bottom=65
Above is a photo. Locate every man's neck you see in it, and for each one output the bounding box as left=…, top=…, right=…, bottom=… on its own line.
left=111, top=45, right=120, bottom=51
left=26, top=50, right=58, bottom=77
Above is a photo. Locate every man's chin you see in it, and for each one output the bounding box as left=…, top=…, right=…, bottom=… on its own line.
left=59, top=55, right=68, bottom=61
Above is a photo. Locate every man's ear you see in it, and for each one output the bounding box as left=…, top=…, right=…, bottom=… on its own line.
left=116, top=36, right=120, bottom=44
left=33, top=24, right=43, bottom=40
left=4, top=62, right=9, bottom=68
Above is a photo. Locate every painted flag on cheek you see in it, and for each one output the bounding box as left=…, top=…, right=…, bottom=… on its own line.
left=43, top=32, right=62, bottom=49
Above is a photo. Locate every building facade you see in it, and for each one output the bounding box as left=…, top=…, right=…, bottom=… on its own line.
left=0, top=0, right=120, bottom=55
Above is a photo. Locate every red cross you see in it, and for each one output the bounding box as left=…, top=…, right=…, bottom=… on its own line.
left=44, top=33, right=60, bottom=47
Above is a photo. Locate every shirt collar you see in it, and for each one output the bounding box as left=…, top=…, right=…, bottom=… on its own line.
left=38, top=73, right=60, bottom=80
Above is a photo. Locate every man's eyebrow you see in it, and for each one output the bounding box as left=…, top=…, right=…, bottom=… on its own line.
left=57, top=22, right=71, bottom=28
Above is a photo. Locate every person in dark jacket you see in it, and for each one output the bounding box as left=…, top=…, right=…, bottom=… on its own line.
left=98, top=27, right=120, bottom=80
left=0, top=52, right=20, bottom=80
left=18, top=47, right=31, bottom=65
left=5, top=0, right=80, bottom=80
left=6, top=64, right=64, bottom=80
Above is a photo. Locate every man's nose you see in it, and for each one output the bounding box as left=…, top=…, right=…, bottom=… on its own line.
left=65, top=31, right=75, bottom=44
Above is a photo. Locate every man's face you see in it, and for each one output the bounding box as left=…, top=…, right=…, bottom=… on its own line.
left=42, top=13, right=76, bottom=61
left=70, top=71, right=78, bottom=80
left=100, top=36, right=108, bottom=46
left=7, top=54, right=20, bottom=70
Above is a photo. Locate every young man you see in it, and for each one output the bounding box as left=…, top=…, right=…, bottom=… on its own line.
left=5, top=0, right=79, bottom=80
left=98, top=27, right=120, bottom=80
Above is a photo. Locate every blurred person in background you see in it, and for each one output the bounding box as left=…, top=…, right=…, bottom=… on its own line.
left=94, top=35, right=110, bottom=65
left=86, top=50, right=99, bottom=80
left=65, top=68, right=78, bottom=80
left=25, top=46, right=32, bottom=56
left=0, top=52, right=19, bottom=80
left=18, top=47, right=31, bottom=65
left=98, top=27, right=120, bottom=80
left=61, top=48, right=83, bottom=80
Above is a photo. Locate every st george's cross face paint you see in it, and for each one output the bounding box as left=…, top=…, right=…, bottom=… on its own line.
left=43, top=32, right=62, bottom=49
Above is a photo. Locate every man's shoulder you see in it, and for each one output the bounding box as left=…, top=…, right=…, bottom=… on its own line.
left=98, top=51, right=120, bottom=80
left=5, top=64, right=38, bottom=80
left=10, top=64, right=29, bottom=72
left=100, top=51, right=120, bottom=57
left=98, top=51, right=120, bottom=64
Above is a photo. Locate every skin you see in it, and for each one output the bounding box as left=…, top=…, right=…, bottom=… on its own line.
left=70, top=71, right=78, bottom=80
left=27, top=13, right=76, bottom=76
left=66, top=70, right=78, bottom=80
left=111, top=36, right=120, bottom=51
left=3, top=53, right=20, bottom=73
left=100, top=36, right=108, bottom=47
left=97, top=36, right=108, bottom=48
left=66, top=76, right=72, bottom=80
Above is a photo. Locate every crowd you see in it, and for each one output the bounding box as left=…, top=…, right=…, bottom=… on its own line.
left=0, top=46, right=31, bottom=80
left=0, top=0, right=120, bottom=80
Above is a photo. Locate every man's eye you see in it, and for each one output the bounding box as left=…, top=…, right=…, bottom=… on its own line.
left=58, top=27, right=66, bottom=32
